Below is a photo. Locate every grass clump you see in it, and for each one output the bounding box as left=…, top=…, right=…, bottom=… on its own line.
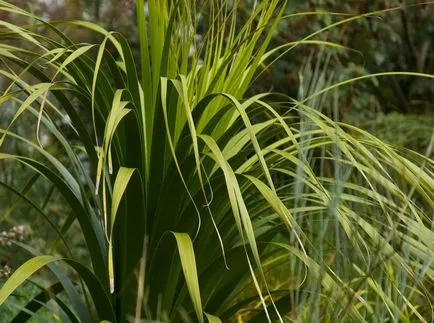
left=0, top=0, right=433, bottom=322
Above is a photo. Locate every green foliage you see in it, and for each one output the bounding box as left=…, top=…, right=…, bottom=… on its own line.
left=263, top=1, right=434, bottom=116
left=347, top=112, right=434, bottom=156
left=0, top=0, right=433, bottom=322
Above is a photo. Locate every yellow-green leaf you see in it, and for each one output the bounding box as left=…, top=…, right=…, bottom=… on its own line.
left=0, top=255, right=61, bottom=305
left=172, top=232, right=203, bottom=323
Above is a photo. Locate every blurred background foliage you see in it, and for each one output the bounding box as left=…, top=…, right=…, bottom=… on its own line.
left=266, top=0, right=434, bottom=155
left=0, top=0, right=433, bottom=320
left=2, top=0, right=433, bottom=125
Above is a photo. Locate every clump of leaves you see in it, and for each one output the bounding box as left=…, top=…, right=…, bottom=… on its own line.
left=0, top=1, right=433, bottom=322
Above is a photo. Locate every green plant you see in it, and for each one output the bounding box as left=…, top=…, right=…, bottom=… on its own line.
left=0, top=0, right=433, bottom=322
left=345, top=111, right=434, bottom=156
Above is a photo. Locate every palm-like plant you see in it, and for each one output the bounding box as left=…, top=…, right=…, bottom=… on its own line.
left=0, top=0, right=433, bottom=322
